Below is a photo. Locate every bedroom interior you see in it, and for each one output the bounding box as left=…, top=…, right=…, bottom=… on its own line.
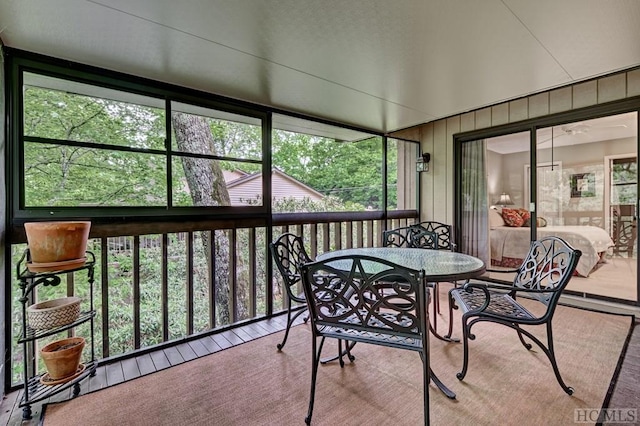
left=479, top=111, right=638, bottom=303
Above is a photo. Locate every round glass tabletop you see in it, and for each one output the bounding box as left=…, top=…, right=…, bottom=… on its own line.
left=317, top=247, right=486, bottom=282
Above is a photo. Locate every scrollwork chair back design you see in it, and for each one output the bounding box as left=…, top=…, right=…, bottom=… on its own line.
left=301, top=255, right=431, bottom=425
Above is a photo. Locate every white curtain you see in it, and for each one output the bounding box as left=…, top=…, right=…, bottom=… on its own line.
left=460, top=139, right=490, bottom=265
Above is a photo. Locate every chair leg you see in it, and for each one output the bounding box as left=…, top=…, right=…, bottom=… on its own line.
left=544, top=324, right=574, bottom=395
left=510, top=322, right=574, bottom=395
left=514, top=324, right=532, bottom=350
left=277, top=306, right=307, bottom=351
left=427, top=284, right=459, bottom=342
left=432, top=283, right=440, bottom=334
left=320, top=340, right=356, bottom=365
left=421, top=352, right=431, bottom=426
left=444, top=293, right=457, bottom=339
left=305, top=335, right=325, bottom=425
left=456, top=314, right=473, bottom=381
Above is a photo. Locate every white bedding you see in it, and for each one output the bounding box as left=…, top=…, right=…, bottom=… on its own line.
left=490, top=225, right=614, bottom=277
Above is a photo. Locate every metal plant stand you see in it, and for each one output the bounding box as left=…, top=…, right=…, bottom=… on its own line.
left=16, top=250, right=97, bottom=420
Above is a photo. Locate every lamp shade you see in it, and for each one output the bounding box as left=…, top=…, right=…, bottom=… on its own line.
left=498, top=193, right=514, bottom=206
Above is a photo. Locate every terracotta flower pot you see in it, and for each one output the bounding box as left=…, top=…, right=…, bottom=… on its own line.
left=24, top=221, right=91, bottom=264
left=40, top=337, right=85, bottom=380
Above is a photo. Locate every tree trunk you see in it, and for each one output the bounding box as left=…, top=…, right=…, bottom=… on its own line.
left=171, top=112, right=242, bottom=324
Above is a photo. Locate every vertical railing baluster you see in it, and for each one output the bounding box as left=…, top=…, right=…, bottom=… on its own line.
left=208, top=230, right=216, bottom=329
left=334, top=222, right=342, bottom=250
left=322, top=223, right=330, bottom=253
left=100, top=237, right=110, bottom=358
left=310, top=224, right=318, bottom=259
left=230, top=228, right=237, bottom=323
left=133, top=236, right=141, bottom=349
left=376, top=220, right=383, bottom=246
left=249, top=228, right=256, bottom=318
left=366, top=220, right=374, bottom=247
left=356, top=221, right=364, bottom=248
left=161, top=234, right=169, bottom=342
left=66, top=271, right=75, bottom=339
left=187, top=231, right=194, bottom=335
left=346, top=222, right=353, bottom=248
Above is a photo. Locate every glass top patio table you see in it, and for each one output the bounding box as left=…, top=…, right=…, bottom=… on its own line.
left=316, top=247, right=486, bottom=400
left=317, top=247, right=486, bottom=282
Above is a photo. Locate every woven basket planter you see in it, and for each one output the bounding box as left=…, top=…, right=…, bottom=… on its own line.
left=27, top=297, right=82, bottom=330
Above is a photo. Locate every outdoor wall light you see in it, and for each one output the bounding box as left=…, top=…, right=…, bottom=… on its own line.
left=416, top=152, right=431, bottom=173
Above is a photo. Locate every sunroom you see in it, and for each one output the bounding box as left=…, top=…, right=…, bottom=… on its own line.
left=1, top=2, right=640, bottom=425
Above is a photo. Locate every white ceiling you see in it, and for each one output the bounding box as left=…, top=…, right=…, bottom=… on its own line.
left=2, top=0, right=640, bottom=134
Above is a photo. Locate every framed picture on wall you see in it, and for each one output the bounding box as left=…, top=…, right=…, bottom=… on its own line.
left=570, top=173, right=596, bottom=198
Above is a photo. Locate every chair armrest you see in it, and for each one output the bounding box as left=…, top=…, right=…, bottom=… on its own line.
left=463, top=280, right=562, bottom=296
left=463, top=280, right=512, bottom=292
left=459, top=282, right=492, bottom=312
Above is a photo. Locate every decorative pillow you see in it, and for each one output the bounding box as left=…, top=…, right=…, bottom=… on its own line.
left=516, top=208, right=531, bottom=223
left=523, top=217, right=548, bottom=227
left=489, top=208, right=505, bottom=229
left=501, top=208, right=524, bottom=227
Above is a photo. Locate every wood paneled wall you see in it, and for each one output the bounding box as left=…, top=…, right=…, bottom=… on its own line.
left=391, top=67, right=640, bottom=226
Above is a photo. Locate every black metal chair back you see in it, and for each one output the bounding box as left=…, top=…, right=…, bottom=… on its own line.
left=418, top=221, right=455, bottom=251
left=383, top=224, right=444, bottom=334
left=271, top=233, right=311, bottom=305
left=383, top=224, right=438, bottom=249
left=511, top=236, right=581, bottom=309
left=300, top=255, right=430, bottom=425
left=270, top=233, right=312, bottom=350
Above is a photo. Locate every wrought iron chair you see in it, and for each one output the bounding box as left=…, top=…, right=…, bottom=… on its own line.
left=417, top=220, right=464, bottom=319
left=382, top=225, right=441, bottom=326
left=611, top=204, right=637, bottom=257
left=270, top=233, right=355, bottom=363
left=445, top=236, right=582, bottom=394
left=417, top=221, right=456, bottom=252
left=270, top=232, right=311, bottom=351
left=300, top=255, right=431, bottom=425
left=383, top=223, right=455, bottom=334
left=382, top=224, right=438, bottom=249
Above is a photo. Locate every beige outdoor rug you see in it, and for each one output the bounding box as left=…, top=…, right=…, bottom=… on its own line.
left=42, top=301, right=633, bottom=426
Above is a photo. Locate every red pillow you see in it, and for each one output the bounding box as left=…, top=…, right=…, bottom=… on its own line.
left=502, top=208, right=524, bottom=227
left=516, top=208, right=531, bottom=223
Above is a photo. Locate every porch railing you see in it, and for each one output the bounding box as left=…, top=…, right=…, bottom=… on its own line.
left=9, top=210, right=418, bottom=388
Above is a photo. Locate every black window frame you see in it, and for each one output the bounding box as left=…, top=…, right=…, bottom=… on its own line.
left=8, top=51, right=275, bottom=224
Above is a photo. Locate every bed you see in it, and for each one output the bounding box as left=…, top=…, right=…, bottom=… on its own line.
left=490, top=225, right=614, bottom=277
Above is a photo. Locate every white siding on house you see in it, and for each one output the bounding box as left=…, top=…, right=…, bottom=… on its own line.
left=226, top=170, right=323, bottom=206
left=271, top=173, right=323, bottom=202
left=228, top=176, right=263, bottom=205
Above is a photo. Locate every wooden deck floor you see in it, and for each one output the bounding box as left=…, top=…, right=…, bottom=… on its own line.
left=0, top=313, right=299, bottom=426
left=1, top=311, right=638, bottom=426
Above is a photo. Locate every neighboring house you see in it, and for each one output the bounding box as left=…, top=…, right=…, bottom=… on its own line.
left=225, top=168, right=324, bottom=206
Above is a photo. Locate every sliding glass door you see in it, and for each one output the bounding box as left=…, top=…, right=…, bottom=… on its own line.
left=459, top=111, right=638, bottom=304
